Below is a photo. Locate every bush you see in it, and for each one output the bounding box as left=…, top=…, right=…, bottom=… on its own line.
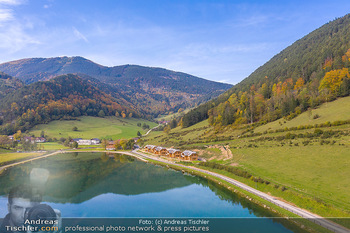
left=314, top=129, right=323, bottom=136
left=281, top=186, right=288, bottom=191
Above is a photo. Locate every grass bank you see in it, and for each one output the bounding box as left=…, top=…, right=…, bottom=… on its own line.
left=0, top=152, right=46, bottom=166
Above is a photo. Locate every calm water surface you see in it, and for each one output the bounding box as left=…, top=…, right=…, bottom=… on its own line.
left=0, top=152, right=306, bottom=232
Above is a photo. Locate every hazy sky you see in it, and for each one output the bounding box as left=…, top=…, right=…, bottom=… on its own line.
left=1, top=0, right=350, bottom=84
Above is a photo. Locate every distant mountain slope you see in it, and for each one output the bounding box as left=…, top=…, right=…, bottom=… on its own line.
left=0, top=72, right=23, bottom=99
left=0, top=74, right=138, bottom=134
left=182, top=14, right=350, bottom=127
left=0, top=56, right=232, bottom=116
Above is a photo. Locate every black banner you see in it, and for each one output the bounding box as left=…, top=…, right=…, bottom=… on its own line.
left=3, top=217, right=346, bottom=233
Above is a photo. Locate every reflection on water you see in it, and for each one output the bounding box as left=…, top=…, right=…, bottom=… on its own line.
left=0, top=152, right=306, bottom=232
left=0, top=152, right=194, bottom=203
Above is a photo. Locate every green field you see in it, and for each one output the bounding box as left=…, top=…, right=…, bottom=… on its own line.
left=143, top=96, right=350, bottom=218
left=230, top=143, right=350, bottom=209
left=29, top=116, right=157, bottom=140
left=37, top=142, right=67, bottom=150
left=0, top=152, right=45, bottom=164
left=0, top=148, right=12, bottom=153
left=255, top=96, right=350, bottom=133
left=144, top=120, right=210, bottom=147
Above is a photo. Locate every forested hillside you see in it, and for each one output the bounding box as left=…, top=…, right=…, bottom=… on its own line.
left=0, top=57, right=232, bottom=117
left=0, top=74, right=139, bottom=135
left=0, top=72, right=23, bottom=99
left=182, top=14, right=350, bottom=127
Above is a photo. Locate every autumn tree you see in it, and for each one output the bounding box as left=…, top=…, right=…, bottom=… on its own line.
left=294, top=77, right=305, bottom=91
left=101, top=139, right=108, bottom=150
left=163, top=125, right=171, bottom=134
left=319, top=68, right=350, bottom=94
left=13, top=130, right=22, bottom=141
left=98, top=110, right=105, bottom=118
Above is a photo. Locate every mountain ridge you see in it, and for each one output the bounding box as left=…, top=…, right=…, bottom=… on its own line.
left=0, top=56, right=232, bottom=117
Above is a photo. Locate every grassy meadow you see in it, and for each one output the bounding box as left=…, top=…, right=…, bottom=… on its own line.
left=255, top=96, right=350, bottom=133
left=1, top=116, right=157, bottom=164
left=29, top=116, right=157, bottom=140
left=143, top=96, right=350, bottom=219
left=0, top=152, right=45, bottom=164
left=229, top=142, right=350, bottom=210
left=144, top=120, right=211, bottom=147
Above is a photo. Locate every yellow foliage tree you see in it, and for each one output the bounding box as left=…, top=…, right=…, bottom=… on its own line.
left=319, top=68, right=350, bottom=93
left=294, top=77, right=305, bottom=90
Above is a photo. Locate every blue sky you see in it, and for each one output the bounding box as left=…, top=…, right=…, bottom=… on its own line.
left=0, top=0, right=350, bottom=84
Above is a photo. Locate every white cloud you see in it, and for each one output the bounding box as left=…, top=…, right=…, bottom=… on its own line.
left=0, top=23, right=40, bottom=53
left=73, top=27, right=89, bottom=43
left=0, top=0, right=23, bottom=5
left=0, top=9, right=13, bottom=22
left=0, top=0, right=40, bottom=54
left=237, top=15, right=269, bottom=27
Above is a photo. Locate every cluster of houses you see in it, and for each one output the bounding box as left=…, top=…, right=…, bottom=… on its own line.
left=143, top=145, right=198, bottom=161
left=9, top=136, right=47, bottom=143
left=71, top=138, right=101, bottom=145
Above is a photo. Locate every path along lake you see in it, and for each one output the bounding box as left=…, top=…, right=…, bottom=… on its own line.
left=0, top=152, right=307, bottom=232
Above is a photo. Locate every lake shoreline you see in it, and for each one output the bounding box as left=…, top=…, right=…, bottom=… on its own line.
left=0, top=149, right=347, bottom=233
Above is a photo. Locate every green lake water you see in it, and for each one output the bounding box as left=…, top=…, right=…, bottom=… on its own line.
left=0, top=152, right=309, bottom=232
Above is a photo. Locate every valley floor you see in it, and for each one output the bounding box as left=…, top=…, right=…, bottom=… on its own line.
left=0, top=148, right=348, bottom=233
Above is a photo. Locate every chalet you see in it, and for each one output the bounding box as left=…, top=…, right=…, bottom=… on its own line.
left=181, top=150, right=198, bottom=161
left=154, top=146, right=167, bottom=155
left=167, top=149, right=181, bottom=158
left=108, top=140, right=115, bottom=145
left=8, top=135, right=14, bottom=140
left=144, top=145, right=156, bottom=152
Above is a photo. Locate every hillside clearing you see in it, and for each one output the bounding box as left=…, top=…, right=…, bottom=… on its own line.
left=255, top=96, right=350, bottom=133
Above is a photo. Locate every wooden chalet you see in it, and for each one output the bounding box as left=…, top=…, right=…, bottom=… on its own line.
left=154, top=146, right=167, bottom=155
left=167, top=149, right=181, bottom=158
left=181, top=150, right=198, bottom=161
left=144, top=145, right=156, bottom=152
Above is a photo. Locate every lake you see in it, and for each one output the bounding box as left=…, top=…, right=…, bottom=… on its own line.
left=0, top=152, right=307, bottom=232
